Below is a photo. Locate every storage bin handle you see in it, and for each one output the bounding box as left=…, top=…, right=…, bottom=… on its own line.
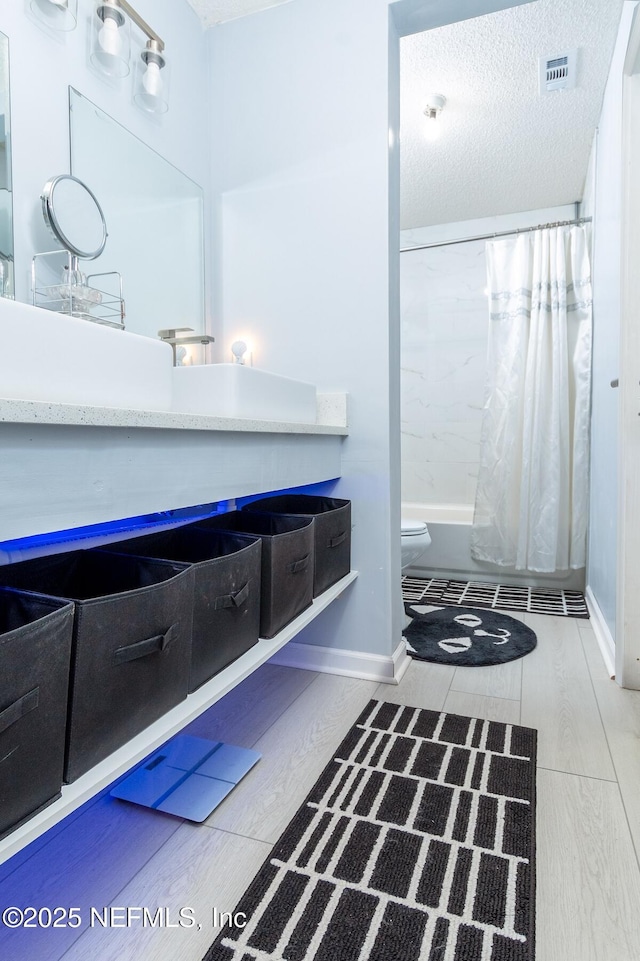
left=329, top=531, right=347, bottom=549
left=113, top=625, right=176, bottom=665
left=288, top=554, right=310, bottom=574
left=0, top=687, right=39, bottom=737
left=213, top=582, right=250, bottom=611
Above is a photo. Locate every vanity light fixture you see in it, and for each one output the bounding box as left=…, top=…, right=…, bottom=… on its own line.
left=30, top=0, right=78, bottom=32
left=134, top=39, right=170, bottom=115
left=90, top=0, right=131, bottom=78
left=90, top=0, right=169, bottom=113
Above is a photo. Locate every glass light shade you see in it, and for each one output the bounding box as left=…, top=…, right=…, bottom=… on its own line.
left=134, top=48, right=170, bottom=115
left=30, top=0, right=78, bottom=32
left=90, top=1, right=131, bottom=79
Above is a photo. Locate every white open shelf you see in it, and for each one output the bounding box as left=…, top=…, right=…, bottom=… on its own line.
left=0, top=570, right=358, bottom=866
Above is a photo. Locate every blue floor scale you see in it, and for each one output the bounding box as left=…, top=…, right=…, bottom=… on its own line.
left=110, top=735, right=261, bottom=822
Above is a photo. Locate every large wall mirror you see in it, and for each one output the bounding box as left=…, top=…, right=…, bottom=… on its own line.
left=0, top=31, right=14, bottom=300
left=69, top=88, right=205, bottom=340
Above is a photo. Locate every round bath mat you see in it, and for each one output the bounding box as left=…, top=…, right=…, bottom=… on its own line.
left=404, top=603, right=537, bottom=666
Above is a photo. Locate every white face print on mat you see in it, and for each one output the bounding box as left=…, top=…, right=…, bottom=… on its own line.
left=436, top=612, right=512, bottom=654
left=438, top=637, right=473, bottom=654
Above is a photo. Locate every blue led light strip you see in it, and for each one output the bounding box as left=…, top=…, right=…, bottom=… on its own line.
left=0, top=502, right=232, bottom=565
left=0, top=478, right=342, bottom=565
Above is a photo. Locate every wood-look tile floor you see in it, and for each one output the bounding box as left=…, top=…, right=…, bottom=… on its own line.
left=2, top=613, right=640, bottom=960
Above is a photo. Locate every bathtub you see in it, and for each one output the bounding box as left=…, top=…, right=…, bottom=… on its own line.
left=401, top=502, right=585, bottom=591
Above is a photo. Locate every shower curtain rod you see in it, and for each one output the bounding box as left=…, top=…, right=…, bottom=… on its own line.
left=399, top=216, right=593, bottom=253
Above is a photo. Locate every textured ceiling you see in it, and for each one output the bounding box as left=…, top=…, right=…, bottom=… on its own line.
left=185, top=1, right=624, bottom=230
left=400, top=0, right=624, bottom=228
left=185, top=0, right=291, bottom=27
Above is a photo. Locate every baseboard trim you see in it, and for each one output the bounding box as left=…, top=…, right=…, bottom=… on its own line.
left=585, top=585, right=616, bottom=678
left=269, top=638, right=410, bottom=685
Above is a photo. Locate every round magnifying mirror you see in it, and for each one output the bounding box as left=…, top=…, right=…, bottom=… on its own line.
left=41, top=174, right=107, bottom=260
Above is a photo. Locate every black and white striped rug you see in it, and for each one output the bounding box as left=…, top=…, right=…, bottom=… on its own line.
left=402, top=575, right=588, bottom=619
left=204, top=700, right=536, bottom=961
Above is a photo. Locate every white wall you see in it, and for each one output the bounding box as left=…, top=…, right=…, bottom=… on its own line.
left=587, top=0, right=639, bottom=642
left=208, top=0, right=401, bottom=659
left=206, top=0, right=534, bottom=660
left=0, top=0, right=210, bottom=316
left=400, top=206, right=576, bottom=510
left=401, top=236, right=488, bottom=507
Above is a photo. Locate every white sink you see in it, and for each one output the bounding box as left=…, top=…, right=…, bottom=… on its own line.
left=0, top=299, right=173, bottom=410
left=171, top=364, right=317, bottom=423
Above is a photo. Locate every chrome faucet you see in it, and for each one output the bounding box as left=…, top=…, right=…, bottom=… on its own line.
left=158, top=327, right=215, bottom=366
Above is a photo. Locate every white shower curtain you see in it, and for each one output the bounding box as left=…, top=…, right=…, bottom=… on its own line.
left=470, top=225, right=593, bottom=572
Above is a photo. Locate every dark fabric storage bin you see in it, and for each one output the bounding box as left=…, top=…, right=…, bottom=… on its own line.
left=0, top=551, right=194, bottom=783
left=107, top=527, right=262, bottom=692
left=243, top=495, right=351, bottom=596
left=0, top=588, right=74, bottom=838
left=195, top=511, right=314, bottom=639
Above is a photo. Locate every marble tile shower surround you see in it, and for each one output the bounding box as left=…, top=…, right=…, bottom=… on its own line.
left=401, top=237, right=489, bottom=507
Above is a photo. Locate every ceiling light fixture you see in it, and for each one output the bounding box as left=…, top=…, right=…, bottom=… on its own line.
left=423, top=93, right=446, bottom=141
left=30, top=0, right=78, bottom=32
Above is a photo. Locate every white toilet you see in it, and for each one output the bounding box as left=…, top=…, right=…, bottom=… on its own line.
left=401, top=518, right=432, bottom=572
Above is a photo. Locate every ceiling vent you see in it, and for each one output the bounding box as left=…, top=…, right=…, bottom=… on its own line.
left=539, top=49, right=578, bottom=94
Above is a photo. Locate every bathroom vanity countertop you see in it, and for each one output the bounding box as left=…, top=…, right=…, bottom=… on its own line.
left=0, top=393, right=349, bottom=435
left=0, top=395, right=348, bottom=543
